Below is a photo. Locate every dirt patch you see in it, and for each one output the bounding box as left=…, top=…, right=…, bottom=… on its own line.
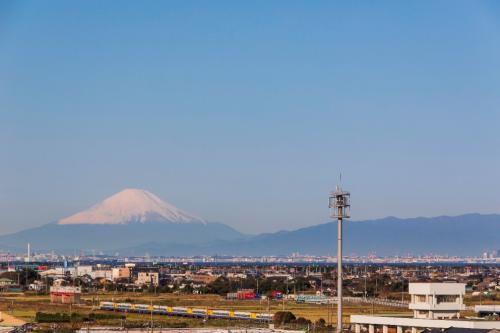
left=1, top=312, right=26, bottom=326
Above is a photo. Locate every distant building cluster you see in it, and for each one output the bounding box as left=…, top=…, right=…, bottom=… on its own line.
left=2, top=249, right=500, bottom=266
left=482, top=250, right=499, bottom=260
left=0, top=260, right=498, bottom=308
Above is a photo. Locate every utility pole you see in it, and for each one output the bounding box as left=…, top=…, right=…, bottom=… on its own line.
left=364, top=266, right=367, bottom=300
left=150, top=299, right=153, bottom=333
left=329, top=182, right=350, bottom=333
left=401, top=277, right=404, bottom=302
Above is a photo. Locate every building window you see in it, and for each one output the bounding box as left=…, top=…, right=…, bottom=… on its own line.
left=436, top=295, right=458, bottom=304
left=415, top=295, right=426, bottom=302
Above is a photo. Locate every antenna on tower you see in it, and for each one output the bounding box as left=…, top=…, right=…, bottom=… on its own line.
left=329, top=179, right=351, bottom=333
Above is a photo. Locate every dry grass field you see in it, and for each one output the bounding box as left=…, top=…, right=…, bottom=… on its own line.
left=0, top=291, right=491, bottom=329
left=0, top=291, right=415, bottom=327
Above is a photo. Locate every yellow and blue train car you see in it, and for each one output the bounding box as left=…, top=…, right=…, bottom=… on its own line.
left=99, top=302, right=272, bottom=322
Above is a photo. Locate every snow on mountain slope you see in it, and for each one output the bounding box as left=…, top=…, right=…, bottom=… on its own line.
left=58, top=188, right=205, bottom=225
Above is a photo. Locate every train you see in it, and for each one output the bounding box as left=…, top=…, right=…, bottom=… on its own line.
left=99, top=302, right=274, bottom=322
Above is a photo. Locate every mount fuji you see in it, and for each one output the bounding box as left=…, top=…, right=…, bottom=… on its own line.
left=58, top=188, right=206, bottom=225
left=0, top=189, right=244, bottom=253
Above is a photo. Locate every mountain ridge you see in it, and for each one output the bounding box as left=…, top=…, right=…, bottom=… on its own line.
left=116, top=213, right=500, bottom=256
left=1, top=213, right=497, bottom=256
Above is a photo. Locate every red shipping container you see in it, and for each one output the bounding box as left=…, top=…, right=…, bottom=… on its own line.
left=238, top=292, right=256, bottom=299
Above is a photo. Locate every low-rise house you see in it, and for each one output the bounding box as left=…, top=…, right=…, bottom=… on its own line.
left=29, top=280, right=46, bottom=291
left=0, top=278, right=15, bottom=286
left=136, top=272, right=159, bottom=286
left=112, top=267, right=130, bottom=281
left=188, top=274, right=218, bottom=284
left=50, top=285, right=81, bottom=304
left=91, top=269, right=112, bottom=280
left=75, top=265, right=93, bottom=277
left=226, top=272, right=248, bottom=279
left=40, top=268, right=66, bottom=279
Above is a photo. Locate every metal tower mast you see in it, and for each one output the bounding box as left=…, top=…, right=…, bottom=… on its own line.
left=329, top=185, right=350, bottom=333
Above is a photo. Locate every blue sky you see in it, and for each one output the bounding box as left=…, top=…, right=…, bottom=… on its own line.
left=1, top=1, right=500, bottom=235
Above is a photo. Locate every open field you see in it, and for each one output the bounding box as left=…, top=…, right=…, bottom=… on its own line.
left=0, top=290, right=489, bottom=329
left=0, top=292, right=416, bottom=328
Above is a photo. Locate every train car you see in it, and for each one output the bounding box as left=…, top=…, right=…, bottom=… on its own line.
left=296, top=294, right=329, bottom=304
left=153, top=305, right=168, bottom=315
left=100, top=302, right=114, bottom=310
left=135, top=304, right=150, bottom=313
left=172, top=307, right=189, bottom=316
left=99, top=302, right=272, bottom=322
left=256, top=313, right=274, bottom=321
left=233, top=311, right=251, bottom=320
left=192, top=308, right=207, bottom=317
left=116, top=303, right=132, bottom=312
left=211, top=310, right=230, bottom=318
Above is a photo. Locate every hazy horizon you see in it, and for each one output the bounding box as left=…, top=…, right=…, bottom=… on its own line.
left=1, top=1, right=500, bottom=235
left=0, top=186, right=497, bottom=236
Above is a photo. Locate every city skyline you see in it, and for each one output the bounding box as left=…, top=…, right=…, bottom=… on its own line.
left=2, top=1, right=500, bottom=235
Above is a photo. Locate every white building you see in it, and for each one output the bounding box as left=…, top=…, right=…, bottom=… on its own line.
left=39, top=268, right=67, bottom=278
left=91, top=269, right=113, bottom=280
left=136, top=272, right=159, bottom=286
left=226, top=272, right=248, bottom=279
left=351, top=315, right=500, bottom=333
left=351, top=283, right=500, bottom=333
left=409, top=283, right=465, bottom=319
left=112, top=267, right=130, bottom=281
left=75, top=265, right=93, bottom=277
left=29, top=280, right=46, bottom=291
left=475, top=305, right=500, bottom=317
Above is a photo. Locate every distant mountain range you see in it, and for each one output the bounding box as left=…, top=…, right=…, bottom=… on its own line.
left=119, top=214, right=500, bottom=257
left=0, top=189, right=498, bottom=256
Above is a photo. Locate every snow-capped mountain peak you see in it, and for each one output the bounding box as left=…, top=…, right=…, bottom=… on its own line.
left=58, top=188, right=205, bottom=225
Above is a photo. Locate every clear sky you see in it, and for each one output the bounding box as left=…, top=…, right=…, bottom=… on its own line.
left=1, top=1, right=500, bottom=235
